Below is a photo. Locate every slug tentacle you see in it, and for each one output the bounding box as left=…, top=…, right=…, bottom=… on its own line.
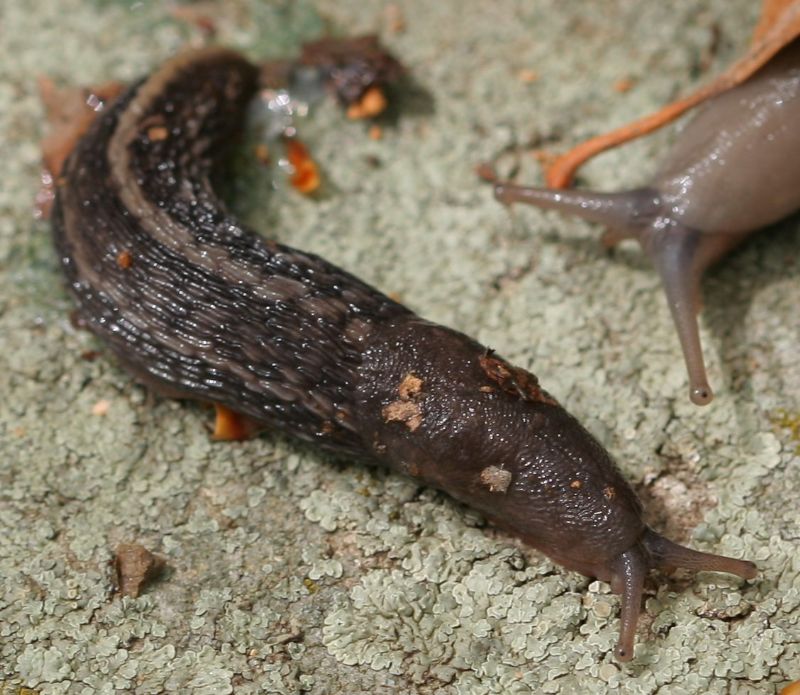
left=644, top=225, right=756, bottom=405
left=493, top=183, right=659, bottom=245
left=643, top=224, right=712, bottom=405
left=606, top=529, right=758, bottom=661
left=642, top=529, right=758, bottom=579
left=609, top=544, right=648, bottom=662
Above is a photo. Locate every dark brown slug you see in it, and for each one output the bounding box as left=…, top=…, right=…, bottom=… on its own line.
left=51, top=45, right=756, bottom=662
left=496, top=38, right=800, bottom=406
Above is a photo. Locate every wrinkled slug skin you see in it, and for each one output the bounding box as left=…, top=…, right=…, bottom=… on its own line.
left=51, top=48, right=756, bottom=662
left=53, top=49, right=411, bottom=454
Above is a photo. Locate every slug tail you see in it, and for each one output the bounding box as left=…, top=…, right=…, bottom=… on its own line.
left=646, top=225, right=714, bottom=405
left=643, top=529, right=757, bottom=580
left=609, top=545, right=649, bottom=662
left=494, top=183, right=657, bottom=245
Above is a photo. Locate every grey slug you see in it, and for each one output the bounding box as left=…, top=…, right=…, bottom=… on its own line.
left=51, top=45, right=757, bottom=662
left=495, top=38, right=800, bottom=406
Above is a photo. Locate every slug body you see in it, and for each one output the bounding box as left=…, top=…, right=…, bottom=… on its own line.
left=52, top=47, right=756, bottom=661
left=496, top=39, right=800, bottom=405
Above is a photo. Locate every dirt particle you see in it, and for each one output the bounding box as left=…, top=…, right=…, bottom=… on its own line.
left=91, top=399, right=111, bottom=416
left=479, top=351, right=558, bottom=406
left=603, top=485, right=616, bottom=500
left=346, top=86, right=387, bottom=120
left=213, top=403, right=261, bottom=441
left=286, top=138, right=321, bottom=194
left=480, top=465, right=512, bottom=493
left=116, top=250, right=132, bottom=269
left=321, top=420, right=335, bottom=435
left=397, top=372, right=423, bottom=399
left=114, top=543, right=165, bottom=598
left=146, top=125, right=168, bottom=142
left=570, top=479, right=582, bottom=490
left=612, top=77, right=635, bottom=93
left=382, top=372, right=425, bottom=430
left=254, top=142, right=270, bottom=164
left=382, top=400, right=423, bottom=431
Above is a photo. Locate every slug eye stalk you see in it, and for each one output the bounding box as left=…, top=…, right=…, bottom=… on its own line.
left=610, top=529, right=757, bottom=662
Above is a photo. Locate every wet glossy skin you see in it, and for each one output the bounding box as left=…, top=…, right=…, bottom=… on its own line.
left=496, top=39, right=800, bottom=406
left=52, top=47, right=756, bottom=662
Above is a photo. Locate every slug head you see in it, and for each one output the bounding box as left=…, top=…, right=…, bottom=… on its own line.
left=356, top=318, right=757, bottom=661
left=609, top=528, right=757, bottom=661
left=356, top=319, right=649, bottom=571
